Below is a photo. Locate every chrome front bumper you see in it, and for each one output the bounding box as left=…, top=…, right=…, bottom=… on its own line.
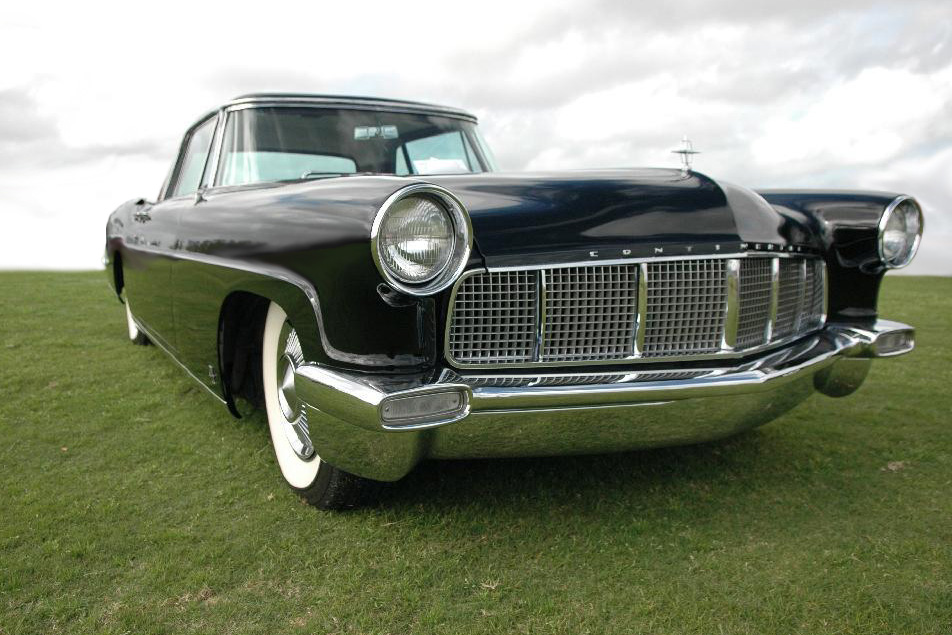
left=294, top=320, right=914, bottom=481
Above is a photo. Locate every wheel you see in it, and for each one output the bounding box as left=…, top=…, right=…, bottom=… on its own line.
left=261, top=302, right=382, bottom=510
left=124, top=298, right=150, bottom=345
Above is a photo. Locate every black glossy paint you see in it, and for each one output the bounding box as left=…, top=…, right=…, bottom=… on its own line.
left=758, top=190, right=899, bottom=321
left=429, top=170, right=821, bottom=267
left=105, top=101, right=905, bottom=414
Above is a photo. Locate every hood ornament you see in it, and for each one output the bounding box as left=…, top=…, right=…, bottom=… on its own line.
left=672, top=136, right=700, bottom=174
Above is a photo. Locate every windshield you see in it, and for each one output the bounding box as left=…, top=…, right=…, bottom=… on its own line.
left=216, top=106, right=496, bottom=187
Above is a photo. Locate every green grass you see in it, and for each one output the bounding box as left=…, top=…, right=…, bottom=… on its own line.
left=1, top=272, right=950, bottom=634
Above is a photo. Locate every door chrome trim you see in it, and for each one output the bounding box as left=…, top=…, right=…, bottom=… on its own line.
left=132, top=317, right=226, bottom=404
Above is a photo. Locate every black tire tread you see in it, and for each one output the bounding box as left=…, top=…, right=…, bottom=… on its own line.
left=294, top=462, right=384, bottom=510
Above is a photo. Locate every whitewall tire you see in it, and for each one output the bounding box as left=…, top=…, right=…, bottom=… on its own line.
left=125, top=299, right=150, bottom=346
left=261, top=302, right=381, bottom=509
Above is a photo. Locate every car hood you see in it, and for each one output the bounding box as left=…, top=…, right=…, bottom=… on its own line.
left=427, top=169, right=819, bottom=268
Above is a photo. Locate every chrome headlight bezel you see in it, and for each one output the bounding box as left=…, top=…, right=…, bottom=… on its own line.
left=877, top=195, right=923, bottom=269
left=371, top=183, right=473, bottom=296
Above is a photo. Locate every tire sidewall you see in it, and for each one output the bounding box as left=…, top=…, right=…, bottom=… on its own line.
left=262, top=302, right=323, bottom=490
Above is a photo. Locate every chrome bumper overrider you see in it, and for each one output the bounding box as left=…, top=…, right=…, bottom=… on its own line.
left=293, top=320, right=914, bottom=481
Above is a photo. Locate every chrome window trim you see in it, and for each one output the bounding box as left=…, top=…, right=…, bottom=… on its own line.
left=160, top=112, right=221, bottom=202
left=370, top=183, right=474, bottom=296
left=225, top=96, right=478, bottom=122
left=206, top=108, right=229, bottom=189
left=444, top=253, right=828, bottom=370
left=877, top=195, right=924, bottom=269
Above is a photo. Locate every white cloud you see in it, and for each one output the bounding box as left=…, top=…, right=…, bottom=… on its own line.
left=0, top=0, right=950, bottom=275
left=751, top=66, right=952, bottom=168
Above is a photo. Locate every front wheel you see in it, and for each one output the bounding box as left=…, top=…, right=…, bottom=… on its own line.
left=261, top=302, right=381, bottom=510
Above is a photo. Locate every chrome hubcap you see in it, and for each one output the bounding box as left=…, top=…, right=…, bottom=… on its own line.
left=276, top=322, right=314, bottom=460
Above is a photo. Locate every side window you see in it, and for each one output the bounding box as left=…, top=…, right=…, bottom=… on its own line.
left=170, top=117, right=216, bottom=198
left=403, top=131, right=482, bottom=175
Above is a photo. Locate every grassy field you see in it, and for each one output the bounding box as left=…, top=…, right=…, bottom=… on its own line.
left=1, top=272, right=950, bottom=634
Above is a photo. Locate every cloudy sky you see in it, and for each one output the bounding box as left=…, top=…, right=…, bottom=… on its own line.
left=2, top=0, right=950, bottom=273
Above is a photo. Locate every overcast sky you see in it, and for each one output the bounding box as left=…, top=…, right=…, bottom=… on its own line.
left=2, top=0, right=950, bottom=274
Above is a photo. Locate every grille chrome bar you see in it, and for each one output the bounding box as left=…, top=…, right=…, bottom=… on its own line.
left=446, top=254, right=827, bottom=368
left=722, top=259, right=741, bottom=350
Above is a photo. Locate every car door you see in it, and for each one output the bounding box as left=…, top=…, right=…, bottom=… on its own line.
left=123, top=115, right=218, bottom=352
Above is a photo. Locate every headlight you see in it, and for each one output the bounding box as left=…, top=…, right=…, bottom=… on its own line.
left=372, top=184, right=473, bottom=295
left=878, top=196, right=923, bottom=269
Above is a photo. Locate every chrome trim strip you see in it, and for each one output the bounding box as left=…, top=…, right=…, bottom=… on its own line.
left=208, top=108, right=229, bottom=188
left=160, top=112, right=220, bottom=202
left=224, top=96, right=478, bottom=122
left=877, top=195, right=924, bottom=269
left=634, top=263, right=647, bottom=356
left=132, top=318, right=226, bottom=404
left=767, top=257, right=780, bottom=342
left=534, top=269, right=548, bottom=362
left=202, top=109, right=227, bottom=190
left=370, top=183, right=474, bottom=296
left=722, top=258, right=740, bottom=351
left=793, top=258, right=807, bottom=333
left=487, top=250, right=810, bottom=272
left=124, top=244, right=398, bottom=366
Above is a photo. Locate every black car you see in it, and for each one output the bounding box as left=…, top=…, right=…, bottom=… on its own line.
left=105, top=93, right=923, bottom=509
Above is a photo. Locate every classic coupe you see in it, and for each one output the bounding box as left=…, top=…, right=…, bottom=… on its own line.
left=105, top=94, right=923, bottom=509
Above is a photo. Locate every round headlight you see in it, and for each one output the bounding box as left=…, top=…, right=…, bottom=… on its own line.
left=372, top=184, right=473, bottom=295
left=878, top=197, right=923, bottom=269
left=377, top=195, right=454, bottom=283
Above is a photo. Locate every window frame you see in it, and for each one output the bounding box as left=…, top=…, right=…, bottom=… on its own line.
left=160, top=112, right=221, bottom=202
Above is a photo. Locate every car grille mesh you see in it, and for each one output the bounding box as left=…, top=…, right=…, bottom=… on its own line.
left=541, top=265, right=639, bottom=362
left=735, top=258, right=774, bottom=349
left=447, top=269, right=537, bottom=364
left=642, top=259, right=727, bottom=357
left=447, top=256, right=825, bottom=366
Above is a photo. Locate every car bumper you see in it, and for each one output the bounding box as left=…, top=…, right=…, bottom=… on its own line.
left=293, top=320, right=914, bottom=481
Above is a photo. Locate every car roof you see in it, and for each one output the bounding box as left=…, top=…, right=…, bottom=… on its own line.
left=219, top=93, right=478, bottom=122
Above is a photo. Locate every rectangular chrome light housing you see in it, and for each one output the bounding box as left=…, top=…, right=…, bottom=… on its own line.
left=380, top=389, right=469, bottom=429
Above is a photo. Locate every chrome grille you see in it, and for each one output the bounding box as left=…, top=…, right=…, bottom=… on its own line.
left=642, top=259, right=727, bottom=356
left=736, top=258, right=773, bottom=349
left=802, top=260, right=826, bottom=332
left=447, top=270, right=537, bottom=364
left=446, top=255, right=826, bottom=367
left=541, top=265, right=639, bottom=362
left=774, top=259, right=804, bottom=339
